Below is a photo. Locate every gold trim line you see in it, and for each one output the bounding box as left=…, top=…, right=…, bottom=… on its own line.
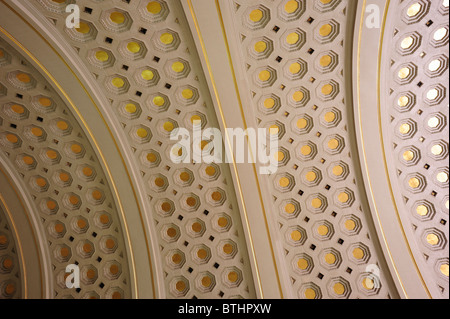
left=356, top=0, right=431, bottom=298
left=187, top=0, right=285, bottom=298
left=375, top=0, right=432, bottom=299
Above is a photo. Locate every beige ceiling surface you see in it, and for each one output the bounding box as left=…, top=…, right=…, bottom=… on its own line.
left=0, top=0, right=448, bottom=299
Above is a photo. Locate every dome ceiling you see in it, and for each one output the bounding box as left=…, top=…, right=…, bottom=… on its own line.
left=0, top=0, right=448, bottom=299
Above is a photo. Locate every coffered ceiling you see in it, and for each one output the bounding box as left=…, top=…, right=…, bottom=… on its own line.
left=0, top=0, right=448, bottom=299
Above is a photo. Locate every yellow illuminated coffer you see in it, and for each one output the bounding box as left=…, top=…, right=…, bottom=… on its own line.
left=0, top=0, right=448, bottom=300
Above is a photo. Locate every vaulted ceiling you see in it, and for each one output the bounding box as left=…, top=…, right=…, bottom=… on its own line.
left=0, top=0, right=448, bottom=299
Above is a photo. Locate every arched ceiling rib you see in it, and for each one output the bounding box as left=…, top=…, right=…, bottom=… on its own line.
left=0, top=37, right=133, bottom=299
